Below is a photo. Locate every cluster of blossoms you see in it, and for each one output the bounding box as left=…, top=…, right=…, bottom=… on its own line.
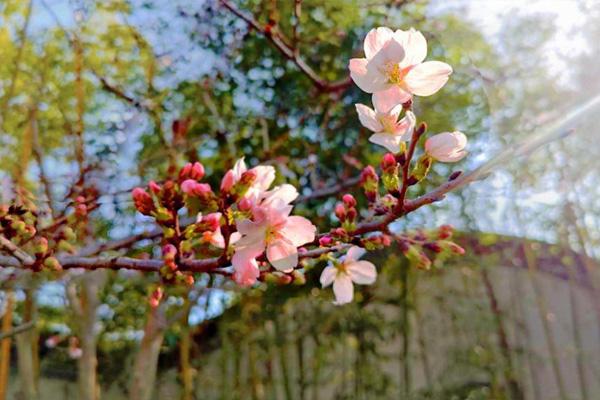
left=128, top=26, right=468, bottom=305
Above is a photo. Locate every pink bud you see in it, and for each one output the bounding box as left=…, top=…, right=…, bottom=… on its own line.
left=425, top=131, right=467, bottom=162
left=75, top=203, right=87, bottom=217
left=381, top=153, right=397, bottom=172
left=162, top=244, right=177, bottom=260
left=342, top=194, right=356, bottom=208
left=238, top=197, right=252, bottom=212
left=438, top=224, right=453, bottom=239
left=181, top=180, right=212, bottom=198
left=319, top=235, right=333, bottom=246
left=360, top=165, right=378, bottom=183
left=148, top=180, right=161, bottom=194
left=239, top=170, right=257, bottom=185
left=191, top=162, right=205, bottom=180
left=178, top=163, right=192, bottom=181
left=334, top=203, right=346, bottom=221
left=75, top=196, right=85, bottom=204
left=220, top=170, right=236, bottom=193
left=201, top=213, right=221, bottom=231
left=132, top=188, right=154, bottom=215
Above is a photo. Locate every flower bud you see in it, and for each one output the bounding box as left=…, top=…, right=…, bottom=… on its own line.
left=200, top=212, right=221, bottom=232
left=132, top=188, right=155, bottom=216
left=409, top=154, right=433, bottom=185
left=381, top=153, right=397, bottom=173
left=179, top=162, right=205, bottom=182
left=423, top=241, right=443, bottom=253
left=148, top=180, right=161, bottom=195
left=360, top=165, right=379, bottom=202
left=342, top=194, right=356, bottom=208
left=319, top=235, right=333, bottom=246
left=220, top=171, right=236, bottom=193
left=43, top=256, right=62, bottom=271
left=33, top=237, right=49, bottom=254
left=438, top=224, right=453, bottom=239
left=62, top=227, right=76, bottom=242
left=334, top=203, right=346, bottom=221
left=75, top=203, right=87, bottom=217
left=425, top=131, right=467, bottom=162
left=162, top=244, right=177, bottom=260
left=238, top=197, right=252, bottom=212
left=149, top=287, right=163, bottom=308
left=181, top=180, right=213, bottom=198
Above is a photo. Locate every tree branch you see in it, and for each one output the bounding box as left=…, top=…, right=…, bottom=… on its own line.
left=218, top=0, right=351, bottom=92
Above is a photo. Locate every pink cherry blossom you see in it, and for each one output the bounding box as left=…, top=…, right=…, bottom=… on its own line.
left=425, top=131, right=467, bottom=162
left=233, top=184, right=316, bottom=273
left=349, top=27, right=452, bottom=100
left=220, top=157, right=275, bottom=203
left=355, top=97, right=416, bottom=152
left=319, top=246, right=377, bottom=305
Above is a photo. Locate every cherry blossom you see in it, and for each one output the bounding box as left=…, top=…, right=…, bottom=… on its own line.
left=355, top=96, right=416, bottom=153
left=233, top=184, right=316, bottom=274
left=349, top=27, right=452, bottom=100
left=220, top=157, right=275, bottom=203
left=425, top=131, right=468, bottom=162
left=196, top=212, right=241, bottom=248
left=320, top=246, right=377, bottom=305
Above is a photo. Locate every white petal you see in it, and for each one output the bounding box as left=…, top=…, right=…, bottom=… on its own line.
left=347, top=260, right=377, bottom=285
left=404, top=61, right=452, bottom=96
left=280, top=216, right=316, bottom=247
left=232, top=157, right=247, bottom=180
left=263, top=184, right=298, bottom=207
left=369, top=133, right=402, bottom=153
left=436, top=150, right=468, bottom=163
left=267, top=239, right=298, bottom=272
left=333, top=274, right=354, bottom=305
left=346, top=246, right=366, bottom=262
left=394, top=28, right=427, bottom=67
left=355, top=104, right=383, bottom=132
left=320, top=265, right=336, bottom=287
left=364, top=27, right=394, bottom=59
left=349, top=58, right=388, bottom=93
left=251, top=165, right=276, bottom=192
left=372, top=86, right=411, bottom=114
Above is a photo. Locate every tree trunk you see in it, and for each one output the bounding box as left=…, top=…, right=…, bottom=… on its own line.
left=0, top=291, right=15, bottom=400
left=68, top=271, right=106, bottom=400
left=15, top=288, right=38, bottom=400
left=130, top=303, right=167, bottom=400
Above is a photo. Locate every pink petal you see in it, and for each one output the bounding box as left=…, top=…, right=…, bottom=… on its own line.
left=404, top=61, right=452, bottom=96
left=369, top=133, right=402, bottom=153
left=346, top=246, right=366, bottom=262
left=372, top=86, right=411, bottom=114
left=280, top=216, right=316, bottom=247
left=355, top=104, right=383, bottom=132
left=320, top=265, right=337, bottom=288
left=349, top=58, right=387, bottom=93
left=333, top=274, right=354, bottom=305
left=394, top=28, right=427, bottom=67
left=267, top=239, right=298, bottom=272
left=347, top=260, right=377, bottom=285
left=363, top=27, right=394, bottom=59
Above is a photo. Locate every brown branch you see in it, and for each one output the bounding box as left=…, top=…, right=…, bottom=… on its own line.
left=0, top=321, right=35, bottom=341
left=0, top=235, right=35, bottom=266
left=218, top=0, right=351, bottom=93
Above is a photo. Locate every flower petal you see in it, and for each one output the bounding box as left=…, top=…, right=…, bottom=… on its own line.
left=348, top=58, right=381, bottom=93
left=347, top=260, right=377, bottom=285
left=231, top=249, right=261, bottom=287
left=369, top=133, right=402, bottom=153
left=372, top=86, right=412, bottom=114
left=346, top=246, right=366, bottom=262
left=320, top=265, right=336, bottom=288
left=394, top=28, right=427, bottom=67
left=280, top=216, right=316, bottom=247
left=267, top=239, right=298, bottom=272
left=404, top=61, right=452, bottom=96
left=364, top=27, right=394, bottom=59
left=355, top=104, right=383, bottom=132
left=263, top=184, right=298, bottom=208
left=333, top=274, right=354, bottom=305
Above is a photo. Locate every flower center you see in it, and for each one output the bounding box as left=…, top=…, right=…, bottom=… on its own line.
left=385, top=63, right=411, bottom=86
left=378, top=114, right=397, bottom=133
left=265, top=225, right=280, bottom=244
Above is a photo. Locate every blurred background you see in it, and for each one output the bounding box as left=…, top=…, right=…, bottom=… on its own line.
left=1, top=0, right=600, bottom=399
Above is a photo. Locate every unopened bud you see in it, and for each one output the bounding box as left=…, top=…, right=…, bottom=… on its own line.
left=292, top=270, right=306, bottom=285
left=220, top=171, right=236, bottom=193
left=438, top=224, right=453, bottom=239
left=181, top=180, right=212, bottom=198
left=43, top=256, right=62, bottom=271
left=381, top=153, right=397, bottom=173
left=334, top=203, right=346, bottom=221
left=342, top=194, right=356, bottom=208
left=360, top=166, right=379, bottom=202
left=132, top=188, right=155, bottom=215
left=33, top=237, right=49, bottom=254
left=148, top=181, right=161, bottom=195
left=319, top=235, right=333, bottom=246
left=238, top=197, right=252, bottom=212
